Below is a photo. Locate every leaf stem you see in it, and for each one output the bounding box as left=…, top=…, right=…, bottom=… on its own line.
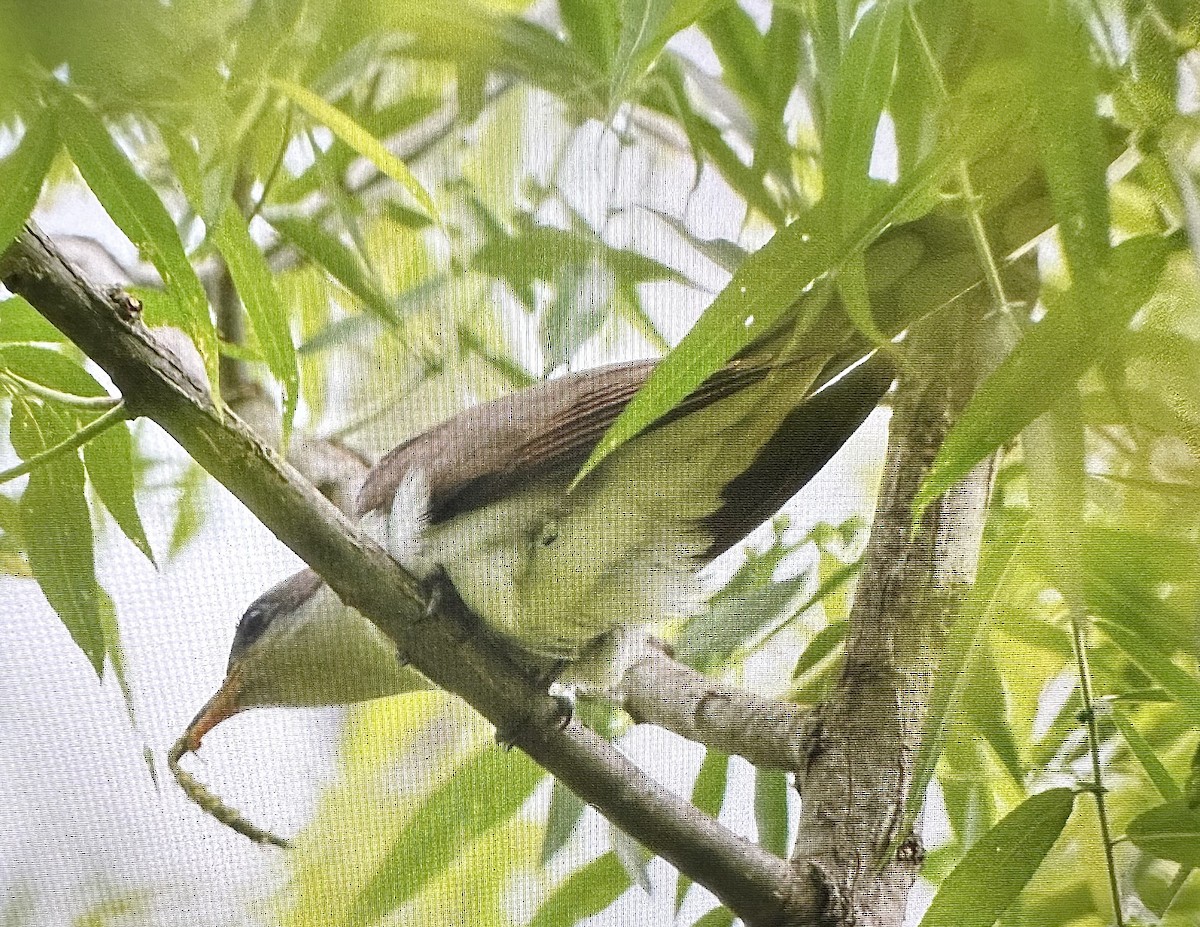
left=0, top=402, right=128, bottom=486
left=906, top=3, right=1013, bottom=317
left=1, top=370, right=122, bottom=410
left=1068, top=607, right=1127, bottom=927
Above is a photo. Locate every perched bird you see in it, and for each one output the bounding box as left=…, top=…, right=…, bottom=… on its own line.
left=172, top=339, right=893, bottom=843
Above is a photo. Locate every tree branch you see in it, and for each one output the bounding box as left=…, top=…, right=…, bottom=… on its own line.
left=786, top=294, right=1021, bottom=926
left=0, top=222, right=813, bottom=927
left=615, top=642, right=816, bottom=773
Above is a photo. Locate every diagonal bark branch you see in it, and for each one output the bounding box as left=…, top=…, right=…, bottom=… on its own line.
left=0, top=221, right=815, bottom=927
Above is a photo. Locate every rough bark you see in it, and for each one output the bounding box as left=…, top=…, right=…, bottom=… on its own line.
left=786, top=300, right=1012, bottom=926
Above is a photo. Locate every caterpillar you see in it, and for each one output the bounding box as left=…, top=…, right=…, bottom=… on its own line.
left=167, top=735, right=292, bottom=849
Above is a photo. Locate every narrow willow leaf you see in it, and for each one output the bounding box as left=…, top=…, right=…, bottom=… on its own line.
left=837, top=253, right=889, bottom=345
left=529, top=852, right=631, bottom=927
left=1128, top=801, right=1200, bottom=867
left=97, top=586, right=135, bottom=717
left=693, top=907, right=735, bottom=927
left=274, top=79, right=437, bottom=219
left=902, top=525, right=1029, bottom=837
left=611, top=825, right=653, bottom=893
left=1163, top=872, right=1200, bottom=926
left=1014, top=0, right=1110, bottom=289
left=677, top=749, right=730, bottom=910
left=210, top=204, right=299, bottom=441
left=82, top=418, right=153, bottom=564
left=350, top=746, right=543, bottom=925
left=791, top=620, right=848, bottom=681
left=0, top=344, right=107, bottom=398
left=916, top=234, right=1174, bottom=514
left=754, top=768, right=790, bottom=857
left=822, top=0, right=904, bottom=226
left=0, top=296, right=67, bottom=344
left=57, top=96, right=219, bottom=398
left=560, top=0, right=618, bottom=70
left=13, top=399, right=104, bottom=673
left=0, top=113, right=58, bottom=256
left=918, top=788, right=1075, bottom=927
left=269, top=215, right=399, bottom=323
left=1095, top=619, right=1200, bottom=723
left=1023, top=386, right=1086, bottom=605
left=1108, top=705, right=1183, bottom=802
left=609, top=0, right=673, bottom=103
left=570, top=211, right=829, bottom=488
left=168, top=462, right=206, bottom=558
left=541, top=779, right=586, bottom=864
left=964, top=639, right=1025, bottom=786
left=575, top=69, right=1029, bottom=487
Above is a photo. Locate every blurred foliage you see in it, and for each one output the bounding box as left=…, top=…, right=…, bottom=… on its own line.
left=2, top=0, right=1200, bottom=924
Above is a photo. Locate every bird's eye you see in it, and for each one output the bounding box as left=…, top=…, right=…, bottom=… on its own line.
left=537, top=520, right=560, bottom=547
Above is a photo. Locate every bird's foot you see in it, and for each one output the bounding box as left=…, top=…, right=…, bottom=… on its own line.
left=419, top=562, right=456, bottom=620
left=494, top=686, right=575, bottom=750
left=418, top=563, right=480, bottom=642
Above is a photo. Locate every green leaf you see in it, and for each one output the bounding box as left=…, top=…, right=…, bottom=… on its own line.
left=0, top=112, right=58, bottom=256
left=529, top=852, right=631, bottom=927
left=1107, top=705, right=1183, bottom=802
left=791, top=620, right=848, bottom=681
left=963, top=639, right=1024, bottom=786
left=677, top=749, right=730, bottom=910
left=575, top=67, right=1031, bottom=487
left=822, top=0, right=904, bottom=228
left=56, top=96, right=219, bottom=399
left=902, top=524, right=1030, bottom=838
left=918, top=788, right=1075, bottom=927
left=1163, top=869, right=1200, bottom=926
left=210, top=204, right=299, bottom=442
left=0, top=344, right=107, bottom=398
left=13, top=399, right=104, bottom=674
left=916, top=234, right=1175, bottom=513
left=754, top=768, right=790, bottom=857
left=273, top=79, right=437, bottom=220
left=1014, top=0, right=1110, bottom=291
left=560, top=0, right=618, bottom=72
left=541, top=779, right=587, bottom=865
left=1023, top=384, right=1085, bottom=604
left=0, top=296, right=67, bottom=344
left=269, top=215, right=400, bottom=323
left=350, top=745, right=543, bottom=925
left=1128, top=801, right=1200, bottom=867
left=168, top=462, right=207, bottom=558
left=1095, top=618, right=1200, bottom=723
left=82, top=418, right=153, bottom=564
left=692, top=907, right=735, bottom=927
left=609, top=0, right=673, bottom=103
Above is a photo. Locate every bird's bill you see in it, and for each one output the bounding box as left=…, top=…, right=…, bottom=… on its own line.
left=181, top=666, right=246, bottom=753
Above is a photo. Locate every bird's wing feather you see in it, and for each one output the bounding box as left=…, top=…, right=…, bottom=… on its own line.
left=356, top=356, right=793, bottom=524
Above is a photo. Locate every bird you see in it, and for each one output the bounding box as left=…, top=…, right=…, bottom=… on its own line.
left=172, top=335, right=894, bottom=820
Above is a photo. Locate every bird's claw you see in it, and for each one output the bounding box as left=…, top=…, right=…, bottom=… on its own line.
left=494, top=687, right=575, bottom=750
left=420, top=563, right=453, bottom=621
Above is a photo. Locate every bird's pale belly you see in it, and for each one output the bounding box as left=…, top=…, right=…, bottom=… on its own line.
left=369, top=468, right=710, bottom=660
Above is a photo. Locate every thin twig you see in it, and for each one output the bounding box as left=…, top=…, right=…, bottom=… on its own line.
left=1069, top=607, right=1127, bottom=927
left=0, top=402, right=128, bottom=486
left=1, top=370, right=122, bottom=410
left=907, top=4, right=1014, bottom=316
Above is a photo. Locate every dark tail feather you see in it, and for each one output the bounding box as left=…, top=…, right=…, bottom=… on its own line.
left=701, top=353, right=895, bottom=560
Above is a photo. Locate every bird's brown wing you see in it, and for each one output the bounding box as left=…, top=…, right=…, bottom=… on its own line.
left=358, top=356, right=792, bottom=522
left=356, top=352, right=893, bottom=551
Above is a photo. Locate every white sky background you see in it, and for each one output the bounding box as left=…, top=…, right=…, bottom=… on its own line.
left=0, top=23, right=921, bottom=927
